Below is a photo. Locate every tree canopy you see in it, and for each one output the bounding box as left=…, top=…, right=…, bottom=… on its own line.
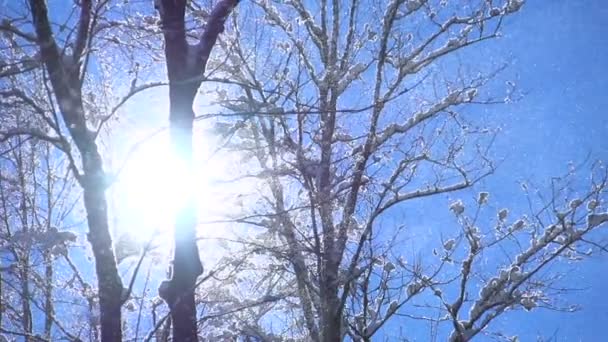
left=1, top=0, right=607, bottom=341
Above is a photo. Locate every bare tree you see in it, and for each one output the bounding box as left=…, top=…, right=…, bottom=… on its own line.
left=2, top=1, right=607, bottom=341
left=153, top=0, right=239, bottom=340
left=1, top=0, right=242, bottom=340
left=188, top=0, right=608, bottom=340
left=0, top=114, right=84, bottom=340
left=0, top=0, right=163, bottom=340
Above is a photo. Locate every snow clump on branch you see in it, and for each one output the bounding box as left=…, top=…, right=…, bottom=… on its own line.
left=450, top=199, right=465, bottom=215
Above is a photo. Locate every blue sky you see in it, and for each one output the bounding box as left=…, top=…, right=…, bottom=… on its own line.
left=494, top=0, right=608, bottom=177
left=440, top=1, right=608, bottom=340
left=109, top=1, right=608, bottom=340
left=375, top=1, right=606, bottom=340
left=506, top=1, right=606, bottom=340
left=4, top=0, right=606, bottom=340
left=94, top=0, right=607, bottom=340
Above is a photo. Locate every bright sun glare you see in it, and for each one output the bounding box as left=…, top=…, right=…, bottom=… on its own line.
left=112, top=132, right=211, bottom=241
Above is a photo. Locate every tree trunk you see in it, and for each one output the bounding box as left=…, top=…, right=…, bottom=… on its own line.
left=43, top=250, right=53, bottom=338
left=28, top=1, right=124, bottom=339
left=320, top=268, right=342, bottom=342
left=156, top=1, right=239, bottom=340
left=44, top=144, right=54, bottom=339
left=83, top=171, right=123, bottom=342
left=317, top=89, right=342, bottom=342
left=162, top=87, right=202, bottom=341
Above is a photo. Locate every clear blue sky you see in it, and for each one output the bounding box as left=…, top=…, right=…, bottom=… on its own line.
left=400, top=1, right=608, bottom=340
left=490, top=1, right=608, bottom=340
left=15, top=0, right=606, bottom=340
left=112, top=1, right=608, bottom=340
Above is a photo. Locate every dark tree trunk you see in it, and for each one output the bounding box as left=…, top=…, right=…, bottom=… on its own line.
left=43, top=249, right=53, bottom=338
left=155, top=1, right=239, bottom=341
left=16, top=149, right=33, bottom=341
left=83, top=169, right=123, bottom=342
left=44, top=145, right=54, bottom=339
left=28, top=1, right=124, bottom=341
left=316, top=89, right=343, bottom=342
left=320, top=265, right=343, bottom=342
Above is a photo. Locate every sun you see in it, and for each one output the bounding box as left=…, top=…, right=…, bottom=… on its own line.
left=109, top=120, right=260, bottom=254
left=111, top=131, right=210, bottom=241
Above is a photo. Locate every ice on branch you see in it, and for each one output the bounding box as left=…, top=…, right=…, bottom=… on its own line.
left=388, top=300, right=399, bottom=315
left=443, top=239, right=455, bottom=251
left=587, top=213, right=608, bottom=229
left=336, top=63, right=366, bottom=93
left=405, top=0, right=424, bottom=12
left=477, top=191, right=489, bottom=205
left=467, top=88, right=478, bottom=102
left=520, top=294, right=537, bottom=311
left=569, top=198, right=582, bottom=209
left=587, top=199, right=599, bottom=211
left=498, top=208, right=509, bottom=221
left=448, top=324, right=475, bottom=342
left=490, top=7, right=502, bottom=17
left=450, top=199, right=465, bottom=215
left=505, top=0, right=525, bottom=14
left=406, top=281, right=423, bottom=297
left=364, top=321, right=382, bottom=336
left=511, top=219, right=526, bottom=231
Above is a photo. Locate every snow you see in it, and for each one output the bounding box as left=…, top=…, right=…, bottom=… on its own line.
left=447, top=38, right=460, bottom=48
left=505, top=0, right=525, bottom=14
left=406, top=281, right=422, bottom=297
left=587, top=199, right=599, bottom=211
left=388, top=300, right=399, bottom=314
left=467, top=88, right=478, bottom=102
left=405, top=0, right=423, bottom=12
left=587, top=212, right=608, bottom=228
left=520, top=295, right=536, bottom=311
left=366, top=307, right=377, bottom=320
left=498, top=208, right=509, bottom=221
left=443, top=238, right=455, bottom=251
left=569, top=198, right=582, bottom=209
left=449, top=199, right=465, bottom=215
left=477, top=191, right=489, bottom=205
left=511, top=219, right=526, bottom=231
left=364, top=321, right=382, bottom=335
left=336, top=63, right=367, bottom=93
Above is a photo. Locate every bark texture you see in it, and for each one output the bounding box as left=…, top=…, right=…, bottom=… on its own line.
left=28, top=1, right=123, bottom=341
left=155, top=1, right=239, bottom=341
